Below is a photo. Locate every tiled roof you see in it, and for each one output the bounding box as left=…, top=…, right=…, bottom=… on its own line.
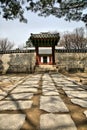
left=30, top=33, right=59, bottom=39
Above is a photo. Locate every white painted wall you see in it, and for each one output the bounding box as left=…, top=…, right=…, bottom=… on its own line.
left=41, top=57, right=43, bottom=63
left=47, top=57, right=49, bottom=63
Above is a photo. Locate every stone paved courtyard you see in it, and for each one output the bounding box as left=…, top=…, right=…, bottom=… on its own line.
left=0, top=73, right=87, bottom=130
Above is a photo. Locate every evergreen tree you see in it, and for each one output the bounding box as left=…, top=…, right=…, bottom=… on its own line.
left=0, top=0, right=87, bottom=24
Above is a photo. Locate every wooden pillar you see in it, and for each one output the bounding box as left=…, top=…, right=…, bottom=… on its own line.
left=36, top=46, right=39, bottom=65
left=52, top=46, right=55, bottom=65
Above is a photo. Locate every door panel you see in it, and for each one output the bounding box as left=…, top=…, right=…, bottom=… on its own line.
left=43, top=56, right=47, bottom=63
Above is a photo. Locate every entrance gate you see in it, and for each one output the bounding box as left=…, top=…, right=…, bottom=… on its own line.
left=30, top=33, right=60, bottom=65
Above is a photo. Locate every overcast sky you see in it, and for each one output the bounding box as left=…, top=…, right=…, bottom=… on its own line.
left=0, top=11, right=86, bottom=48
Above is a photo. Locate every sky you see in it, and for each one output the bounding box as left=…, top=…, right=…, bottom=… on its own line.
left=0, top=11, right=86, bottom=48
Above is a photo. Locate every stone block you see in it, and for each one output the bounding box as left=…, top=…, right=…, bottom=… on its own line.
left=40, top=114, right=77, bottom=130
left=0, top=114, right=25, bottom=130
left=0, top=100, right=32, bottom=110
left=40, top=96, right=69, bottom=112
left=65, top=91, right=87, bottom=98
left=6, top=93, right=33, bottom=100
left=71, top=98, right=87, bottom=108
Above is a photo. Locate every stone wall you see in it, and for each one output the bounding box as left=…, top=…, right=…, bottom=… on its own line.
left=0, top=51, right=36, bottom=74
left=55, top=51, right=87, bottom=72
left=0, top=49, right=87, bottom=74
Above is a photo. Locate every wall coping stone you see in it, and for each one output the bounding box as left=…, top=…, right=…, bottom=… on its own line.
left=0, top=50, right=35, bottom=54
left=55, top=49, right=87, bottom=53
left=0, top=49, right=87, bottom=54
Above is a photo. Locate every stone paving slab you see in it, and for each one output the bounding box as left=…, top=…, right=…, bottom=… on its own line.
left=42, top=83, right=54, bottom=86
left=53, top=80, right=67, bottom=83
left=62, top=86, right=83, bottom=91
left=0, top=85, right=14, bottom=91
left=6, top=93, right=33, bottom=100
left=52, top=79, right=73, bottom=83
left=0, top=78, right=10, bottom=82
left=0, top=91, right=7, bottom=100
left=62, top=83, right=75, bottom=86
left=65, top=90, right=87, bottom=98
left=8, top=77, right=24, bottom=83
left=19, top=84, right=39, bottom=88
left=0, top=96, right=5, bottom=100
left=42, top=86, right=59, bottom=96
left=71, top=98, right=87, bottom=108
left=22, top=81, right=38, bottom=85
left=43, top=82, right=52, bottom=84
left=42, top=86, right=58, bottom=91
left=40, top=96, right=69, bottom=112
left=0, top=90, right=7, bottom=95
left=42, top=91, right=59, bottom=96
left=84, top=111, right=87, bottom=117
left=64, top=84, right=78, bottom=87
left=52, top=79, right=70, bottom=82
left=0, top=114, right=25, bottom=130
left=11, top=87, right=37, bottom=93
left=79, top=85, right=87, bottom=90
left=0, top=100, right=32, bottom=110
left=56, top=84, right=64, bottom=87
left=40, top=114, right=77, bottom=130
left=53, top=82, right=74, bottom=86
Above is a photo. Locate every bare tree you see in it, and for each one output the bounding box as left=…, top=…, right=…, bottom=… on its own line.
left=59, top=28, right=87, bottom=49
left=59, top=33, right=72, bottom=49
left=0, top=38, right=14, bottom=51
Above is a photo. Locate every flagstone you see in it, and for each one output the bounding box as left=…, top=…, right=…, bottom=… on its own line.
left=71, top=98, right=87, bottom=108
left=0, top=90, right=7, bottom=95
left=40, top=114, right=77, bottom=130
left=84, top=111, right=87, bottom=117
left=0, top=96, right=4, bottom=100
left=0, top=100, right=32, bottom=110
left=0, top=114, right=25, bottom=130
left=0, top=91, right=7, bottom=100
left=43, top=91, right=59, bottom=96
left=5, top=93, right=33, bottom=100
left=22, top=81, right=38, bottom=84
left=11, top=87, right=37, bottom=93
left=62, top=86, right=83, bottom=91
left=42, top=87, right=59, bottom=95
left=40, top=96, right=69, bottom=112
left=17, top=84, right=39, bottom=89
left=65, top=91, right=87, bottom=98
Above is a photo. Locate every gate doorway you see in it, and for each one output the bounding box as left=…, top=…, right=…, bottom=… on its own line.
left=43, top=56, right=47, bottom=63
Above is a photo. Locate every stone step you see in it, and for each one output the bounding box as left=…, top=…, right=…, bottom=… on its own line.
left=35, top=65, right=56, bottom=72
